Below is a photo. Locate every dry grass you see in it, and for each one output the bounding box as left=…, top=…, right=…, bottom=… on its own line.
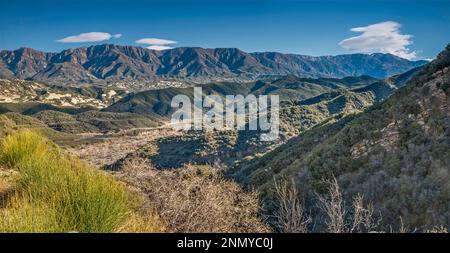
left=115, top=158, right=270, bottom=233
left=0, top=168, right=18, bottom=208
left=66, top=126, right=180, bottom=168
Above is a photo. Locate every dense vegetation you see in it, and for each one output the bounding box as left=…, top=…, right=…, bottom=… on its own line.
left=230, top=45, right=450, bottom=232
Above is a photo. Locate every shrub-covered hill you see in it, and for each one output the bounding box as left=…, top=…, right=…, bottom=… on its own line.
left=33, top=110, right=161, bottom=134
left=0, top=113, right=79, bottom=144
left=0, top=79, right=127, bottom=108
left=105, top=74, right=410, bottom=170
left=106, top=87, right=380, bottom=170
left=1, top=109, right=161, bottom=139
left=229, top=44, right=450, bottom=231
left=104, top=75, right=382, bottom=117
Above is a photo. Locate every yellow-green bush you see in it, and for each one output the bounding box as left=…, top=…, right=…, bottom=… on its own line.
left=0, top=130, right=163, bottom=233
left=0, top=195, right=59, bottom=233
left=0, top=115, right=18, bottom=139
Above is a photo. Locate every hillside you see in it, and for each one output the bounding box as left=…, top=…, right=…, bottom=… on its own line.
left=0, top=45, right=426, bottom=86
left=105, top=75, right=382, bottom=117
left=0, top=109, right=162, bottom=149
left=106, top=75, right=400, bottom=170
left=0, top=79, right=127, bottom=108
left=0, top=79, right=164, bottom=137
left=229, top=45, right=450, bottom=231
left=33, top=110, right=161, bottom=134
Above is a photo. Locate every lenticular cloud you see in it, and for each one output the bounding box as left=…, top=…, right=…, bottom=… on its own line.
left=339, top=21, right=417, bottom=60
left=57, top=32, right=122, bottom=43
left=135, top=38, right=177, bottom=51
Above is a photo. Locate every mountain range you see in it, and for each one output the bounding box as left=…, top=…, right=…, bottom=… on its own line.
left=0, top=45, right=427, bottom=86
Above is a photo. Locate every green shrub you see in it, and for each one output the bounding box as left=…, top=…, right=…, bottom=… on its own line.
left=0, top=130, right=162, bottom=233
left=1, top=130, right=51, bottom=168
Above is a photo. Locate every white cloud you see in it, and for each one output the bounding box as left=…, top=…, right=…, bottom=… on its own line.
left=135, top=38, right=177, bottom=50
left=57, top=32, right=122, bottom=43
left=146, top=45, right=173, bottom=51
left=339, top=21, right=417, bottom=60
left=135, top=38, right=177, bottom=45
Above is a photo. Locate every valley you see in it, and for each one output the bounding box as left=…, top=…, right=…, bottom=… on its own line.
left=0, top=71, right=406, bottom=170
left=0, top=44, right=448, bottom=233
left=65, top=124, right=181, bottom=168
left=1, top=0, right=450, bottom=239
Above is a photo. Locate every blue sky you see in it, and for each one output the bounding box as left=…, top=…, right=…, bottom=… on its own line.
left=0, top=0, right=449, bottom=60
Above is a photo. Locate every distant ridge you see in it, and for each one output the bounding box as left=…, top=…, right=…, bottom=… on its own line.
left=0, top=45, right=427, bottom=85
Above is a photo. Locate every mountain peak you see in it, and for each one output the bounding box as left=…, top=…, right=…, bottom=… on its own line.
left=0, top=45, right=428, bottom=85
